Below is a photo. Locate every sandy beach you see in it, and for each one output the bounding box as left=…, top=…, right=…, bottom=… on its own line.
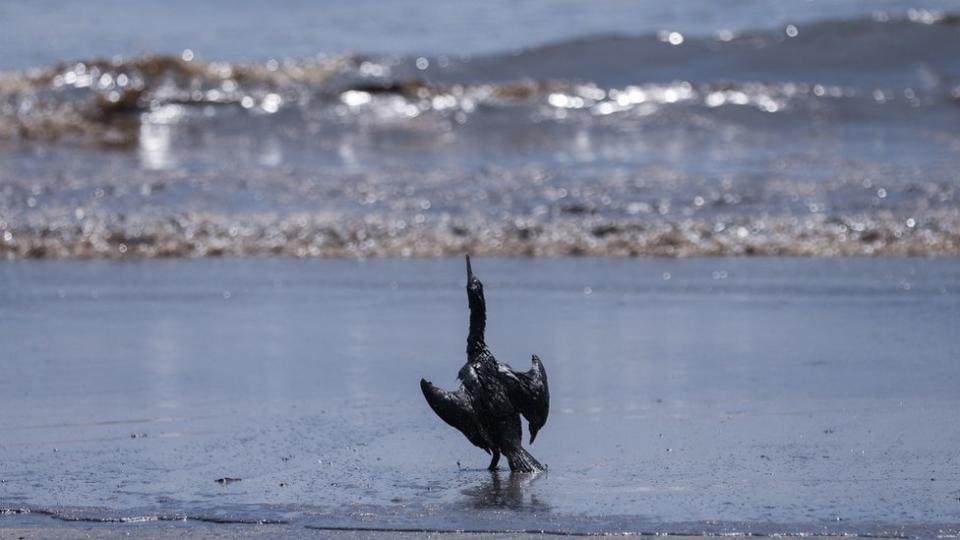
left=3, top=1, right=960, bottom=537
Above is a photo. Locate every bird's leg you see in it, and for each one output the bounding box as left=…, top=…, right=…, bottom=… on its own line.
left=488, top=449, right=501, bottom=471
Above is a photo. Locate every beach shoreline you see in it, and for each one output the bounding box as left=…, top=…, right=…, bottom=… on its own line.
left=3, top=1, right=960, bottom=536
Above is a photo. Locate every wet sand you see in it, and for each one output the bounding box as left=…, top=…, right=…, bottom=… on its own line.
left=1, top=257, right=959, bottom=537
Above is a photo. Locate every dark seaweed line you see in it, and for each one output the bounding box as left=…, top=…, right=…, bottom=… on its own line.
left=0, top=507, right=286, bottom=525
left=306, top=525, right=726, bottom=537
left=303, top=525, right=915, bottom=538
left=0, top=508, right=923, bottom=538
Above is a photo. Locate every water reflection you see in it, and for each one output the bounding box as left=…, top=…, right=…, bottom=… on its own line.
left=138, top=122, right=176, bottom=170
left=460, top=470, right=549, bottom=512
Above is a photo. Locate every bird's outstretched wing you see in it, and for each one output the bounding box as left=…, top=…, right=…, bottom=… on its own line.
left=498, top=355, right=549, bottom=444
left=420, top=379, right=492, bottom=453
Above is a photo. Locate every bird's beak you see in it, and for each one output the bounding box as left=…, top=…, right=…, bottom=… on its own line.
left=529, top=430, right=538, bottom=445
left=466, top=254, right=473, bottom=282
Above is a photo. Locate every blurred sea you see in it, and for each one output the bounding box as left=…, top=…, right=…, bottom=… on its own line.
left=1, top=0, right=959, bottom=258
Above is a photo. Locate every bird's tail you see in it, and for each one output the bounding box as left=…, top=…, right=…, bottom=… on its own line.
left=506, top=446, right=546, bottom=473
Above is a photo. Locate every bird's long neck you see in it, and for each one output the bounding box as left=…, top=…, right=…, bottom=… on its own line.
left=467, top=292, right=486, bottom=358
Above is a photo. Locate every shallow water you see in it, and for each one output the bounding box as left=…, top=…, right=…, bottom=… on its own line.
left=1, top=4, right=959, bottom=258
left=1, top=257, right=959, bottom=536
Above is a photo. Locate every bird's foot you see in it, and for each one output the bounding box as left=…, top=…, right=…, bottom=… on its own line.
left=505, top=447, right=545, bottom=473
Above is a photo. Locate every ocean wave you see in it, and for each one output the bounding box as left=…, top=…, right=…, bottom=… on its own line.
left=448, top=10, right=960, bottom=88
left=0, top=13, right=958, bottom=145
left=1, top=13, right=957, bottom=259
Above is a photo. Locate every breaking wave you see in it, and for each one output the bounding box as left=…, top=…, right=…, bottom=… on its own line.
left=1, top=13, right=958, bottom=144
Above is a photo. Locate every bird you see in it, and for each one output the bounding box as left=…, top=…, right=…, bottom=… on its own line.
left=420, top=255, right=549, bottom=472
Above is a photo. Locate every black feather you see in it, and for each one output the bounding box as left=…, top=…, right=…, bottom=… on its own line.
left=420, top=256, right=549, bottom=472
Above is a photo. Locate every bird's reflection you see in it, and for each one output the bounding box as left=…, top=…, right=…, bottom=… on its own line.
left=460, top=469, right=549, bottom=512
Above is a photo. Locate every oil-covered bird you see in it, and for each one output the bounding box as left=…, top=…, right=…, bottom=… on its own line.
left=420, top=255, right=549, bottom=472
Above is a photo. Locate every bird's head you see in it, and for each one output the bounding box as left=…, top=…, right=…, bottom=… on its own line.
left=466, top=255, right=484, bottom=298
